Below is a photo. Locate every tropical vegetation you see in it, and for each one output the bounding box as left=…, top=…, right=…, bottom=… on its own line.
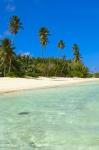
left=0, top=16, right=90, bottom=78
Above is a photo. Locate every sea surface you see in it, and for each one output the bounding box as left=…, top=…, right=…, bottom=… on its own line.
left=0, top=82, right=99, bottom=150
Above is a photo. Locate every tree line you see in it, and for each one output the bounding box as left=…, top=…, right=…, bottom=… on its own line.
left=0, top=16, right=89, bottom=78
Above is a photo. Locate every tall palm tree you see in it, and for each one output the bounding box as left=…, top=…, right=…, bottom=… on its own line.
left=72, top=44, right=81, bottom=63
left=56, top=40, right=65, bottom=76
left=0, top=38, right=15, bottom=76
left=39, top=27, right=49, bottom=63
left=9, top=16, right=23, bottom=42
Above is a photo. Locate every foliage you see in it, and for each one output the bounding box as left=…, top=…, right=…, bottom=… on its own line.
left=72, top=44, right=82, bottom=63
left=39, top=27, right=49, bottom=46
left=93, top=73, right=99, bottom=78
left=0, top=38, right=16, bottom=76
left=12, top=56, right=88, bottom=78
left=68, top=61, right=89, bottom=78
left=39, top=27, right=50, bottom=59
left=9, top=16, right=23, bottom=35
left=57, top=40, right=65, bottom=49
left=0, top=15, right=91, bottom=78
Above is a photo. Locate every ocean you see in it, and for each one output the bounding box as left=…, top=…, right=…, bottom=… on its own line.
left=0, top=81, right=99, bottom=150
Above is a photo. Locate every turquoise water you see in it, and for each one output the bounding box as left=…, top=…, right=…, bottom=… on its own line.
left=0, top=82, right=99, bottom=150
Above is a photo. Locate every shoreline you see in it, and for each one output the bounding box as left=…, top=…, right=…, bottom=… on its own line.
left=0, top=77, right=99, bottom=94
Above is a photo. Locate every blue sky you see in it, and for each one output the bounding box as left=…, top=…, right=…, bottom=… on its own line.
left=0, top=0, right=99, bottom=72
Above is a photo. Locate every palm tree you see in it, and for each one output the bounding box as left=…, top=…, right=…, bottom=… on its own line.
left=0, top=38, right=15, bottom=76
left=39, top=27, right=49, bottom=63
left=58, top=40, right=65, bottom=50
left=9, top=16, right=23, bottom=42
left=56, top=40, right=65, bottom=76
left=72, top=44, right=81, bottom=63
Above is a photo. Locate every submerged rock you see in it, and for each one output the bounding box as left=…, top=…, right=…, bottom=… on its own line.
left=29, top=142, right=37, bottom=148
left=18, top=112, right=30, bottom=116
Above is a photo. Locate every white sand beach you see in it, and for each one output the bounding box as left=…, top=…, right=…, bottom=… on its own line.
left=0, top=77, right=99, bottom=93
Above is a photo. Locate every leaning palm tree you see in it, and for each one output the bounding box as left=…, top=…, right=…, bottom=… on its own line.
left=39, top=27, right=49, bottom=63
left=0, top=38, right=15, bottom=76
left=9, top=16, right=23, bottom=41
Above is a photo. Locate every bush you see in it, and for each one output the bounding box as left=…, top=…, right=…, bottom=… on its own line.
left=6, top=71, right=25, bottom=77
left=25, top=71, right=39, bottom=77
left=68, top=61, right=89, bottom=78
left=93, top=73, right=99, bottom=78
left=6, top=72, right=17, bottom=77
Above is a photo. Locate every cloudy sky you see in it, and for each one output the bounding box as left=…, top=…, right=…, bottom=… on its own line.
left=0, top=0, right=99, bottom=71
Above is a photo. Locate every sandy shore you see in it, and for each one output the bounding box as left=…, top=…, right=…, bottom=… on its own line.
left=0, top=77, right=99, bottom=93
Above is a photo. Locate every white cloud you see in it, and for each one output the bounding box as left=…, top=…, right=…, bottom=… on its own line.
left=5, top=0, right=16, bottom=12
left=21, top=52, right=31, bottom=57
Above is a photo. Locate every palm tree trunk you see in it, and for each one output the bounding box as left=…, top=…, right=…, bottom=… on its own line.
left=42, top=47, right=44, bottom=64
left=8, top=34, right=15, bottom=74
left=47, top=57, right=50, bottom=77
left=12, top=34, right=16, bottom=44
left=60, top=53, right=66, bottom=76
left=4, top=66, right=6, bottom=77
left=55, top=51, right=60, bottom=76
left=55, top=58, right=59, bottom=76
left=60, top=62, right=66, bottom=76
left=9, top=58, right=12, bottom=73
left=41, top=46, right=46, bottom=76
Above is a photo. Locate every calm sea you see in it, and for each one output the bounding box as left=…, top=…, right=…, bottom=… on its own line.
left=0, top=81, right=99, bottom=150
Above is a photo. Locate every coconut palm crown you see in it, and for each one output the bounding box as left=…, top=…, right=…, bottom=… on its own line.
left=39, top=27, right=49, bottom=46
left=9, top=16, right=23, bottom=35
left=57, top=40, right=65, bottom=49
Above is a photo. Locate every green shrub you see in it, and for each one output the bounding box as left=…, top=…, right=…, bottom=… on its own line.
left=94, top=73, right=99, bottom=78
left=6, top=72, right=17, bottom=77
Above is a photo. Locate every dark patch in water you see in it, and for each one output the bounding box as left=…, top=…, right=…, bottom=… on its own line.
left=18, top=112, right=30, bottom=116
left=29, top=142, right=37, bottom=148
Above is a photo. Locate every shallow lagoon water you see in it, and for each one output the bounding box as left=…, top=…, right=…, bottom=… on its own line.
left=0, top=82, right=99, bottom=150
